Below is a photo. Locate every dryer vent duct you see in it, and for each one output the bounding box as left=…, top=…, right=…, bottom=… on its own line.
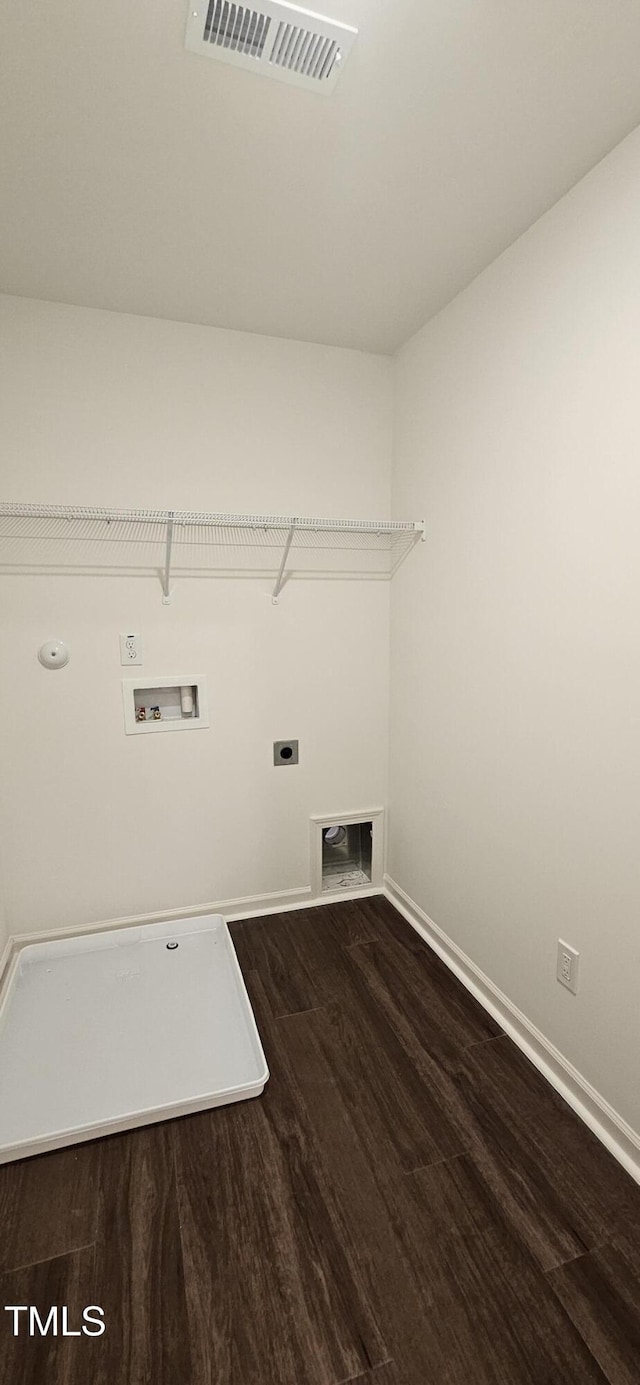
left=185, top=0, right=357, bottom=93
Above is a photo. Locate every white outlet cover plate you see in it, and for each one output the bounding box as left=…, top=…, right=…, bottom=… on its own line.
left=120, top=633, right=142, bottom=665
left=557, top=939, right=580, bottom=995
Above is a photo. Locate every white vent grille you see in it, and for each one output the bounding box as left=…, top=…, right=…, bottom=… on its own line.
left=185, top=0, right=357, bottom=93
left=270, top=21, right=339, bottom=80
left=203, top=3, right=272, bottom=59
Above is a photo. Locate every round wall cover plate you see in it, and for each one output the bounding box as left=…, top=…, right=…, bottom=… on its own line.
left=38, top=639, right=70, bottom=669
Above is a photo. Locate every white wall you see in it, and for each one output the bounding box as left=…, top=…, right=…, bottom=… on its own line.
left=0, top=849, right=7, bottom=962
left=389, top=125, right=640, bottom=1136
left=0, top=296, right=392, bottom=936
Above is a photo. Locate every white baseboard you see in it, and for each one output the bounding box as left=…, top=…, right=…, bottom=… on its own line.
left=0, top=882, right=386, bottom=983
left=0, top=935, right=12, bottom=990
left=313, top=885, right=383, bottom=907
left=384, top=874, right=640, bottom=1187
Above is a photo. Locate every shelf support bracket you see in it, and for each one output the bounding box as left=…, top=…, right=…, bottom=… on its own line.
left=272, top=523, right=296, bottom=604
left=390, top=523, right=426, bottom=577
left=162, top=511, right=175, bottom=604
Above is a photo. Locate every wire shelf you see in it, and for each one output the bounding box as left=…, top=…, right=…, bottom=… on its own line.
left=0, top=503, right=425, bottom=601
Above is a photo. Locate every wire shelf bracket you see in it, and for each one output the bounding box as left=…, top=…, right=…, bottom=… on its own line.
left=272, top=522, right=297, bottom=604
left=162, top=511, right=175, bottom=605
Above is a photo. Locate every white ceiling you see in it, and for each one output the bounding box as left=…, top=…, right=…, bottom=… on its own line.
left=2, top=0, right=640, bottom=353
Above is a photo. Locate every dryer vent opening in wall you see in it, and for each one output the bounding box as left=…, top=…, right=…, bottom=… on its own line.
left=311, top=810, right=383, bottom=897
left=322, top=821, right=372, bottom=892
left=185, top=1, right=358, bottom=93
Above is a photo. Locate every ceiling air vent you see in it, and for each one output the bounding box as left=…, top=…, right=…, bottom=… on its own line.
left=185, top=0, right=357, bottom=93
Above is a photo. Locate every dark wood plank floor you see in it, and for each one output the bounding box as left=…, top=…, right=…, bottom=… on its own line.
left=2, top=896, right=640, bottom=1383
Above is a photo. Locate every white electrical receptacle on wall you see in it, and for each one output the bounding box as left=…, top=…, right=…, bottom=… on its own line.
left=310, top=808, right=384, bottom=898
left=120, top=633, right=143, bottom=666
left=557, top=939, right=580, bottom=994
left=122, top=677, right=209, bottom=734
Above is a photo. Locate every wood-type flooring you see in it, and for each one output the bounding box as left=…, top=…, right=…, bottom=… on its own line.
left=1, top=896, right=639, bottom=1383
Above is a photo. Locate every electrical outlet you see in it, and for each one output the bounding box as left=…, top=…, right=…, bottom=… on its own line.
left=273, top=739, right=299, bottom=766
left=120, top=633, right=142, bottom=666
left=557, top=939, right=579, bottom=995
